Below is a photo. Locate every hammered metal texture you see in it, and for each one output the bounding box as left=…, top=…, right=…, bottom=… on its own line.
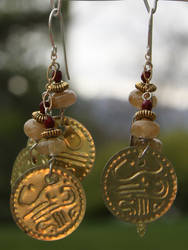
left=102, top=147, right=177, bottom=225
left=10, top=165, right=86, bottom=241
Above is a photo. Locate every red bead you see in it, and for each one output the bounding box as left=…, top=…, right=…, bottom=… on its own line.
left=39, top=101, right=50, bottom=114
left=52, top=70, right=62, bottom=83
left=142, top=100, right=153, bottom=110
left=44, top=116, right=55, bottom=128
left=141, top=71, right=151, bottom=83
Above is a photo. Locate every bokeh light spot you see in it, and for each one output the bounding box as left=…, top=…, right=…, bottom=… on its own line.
left=8, top=75, right=28, bottom=96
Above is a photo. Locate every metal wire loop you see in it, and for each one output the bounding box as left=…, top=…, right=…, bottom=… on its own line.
left=50, top=0, right=62, bottom=16
left=48, top=1, right=70, bottom=80
left=143, top=0, right=159, bottom=14
left=29, top=143, right=38, bottom=167
left=142, top=92, right=152, bottom=101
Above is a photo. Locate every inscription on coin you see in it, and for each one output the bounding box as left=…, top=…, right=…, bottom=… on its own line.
left=55, top=116, right=95, bottom=180
left=10, top=166, right=86, bottom=241
left=102, top=147, right=177, bottom=224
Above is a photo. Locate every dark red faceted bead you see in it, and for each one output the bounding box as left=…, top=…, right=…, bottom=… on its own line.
left=141, top=71, right=151, bottom=83
left=44, top=116, right=55, bottom=129
left=142, top=100, right=153, bottom=110
left=39, top=101, right=50, bottom=114
left=52, top=70, right=62, bottom=83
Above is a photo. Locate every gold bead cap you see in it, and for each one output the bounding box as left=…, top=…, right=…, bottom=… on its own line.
left=134, top=110, right=156, bottom=121
left=47, top=81, right=69, bottom=93
left=41, top=128, right=62, bottom=139
left=32, top=111, right=47, bottom=123
left=135, top=82, right=157, bottom=93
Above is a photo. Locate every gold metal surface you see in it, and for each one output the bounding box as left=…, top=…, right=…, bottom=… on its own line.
left=41, top=128, right=62, bottom=138
left=134, top=110, right=156, bottom=121
left=135, top=82, right=157, bottom=93
left=10, top=165, right=86, bottom=241
left=102, top=146, right=177, bottom=235
left=32, top=111, right=47, bottom=123
left=11, top=148, right=48, bottom=189
left=47, top=81, right=69, bottom=93
left=27, top=116, right=95, bottom=181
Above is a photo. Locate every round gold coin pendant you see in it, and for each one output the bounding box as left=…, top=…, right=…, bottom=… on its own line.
left=10, top=165, right=86, bottom=241
left=11, top=147, right=48, bottom=189
left=27, top=116, right=96, bottom=181
left=102, top=146, right=177, bottom=236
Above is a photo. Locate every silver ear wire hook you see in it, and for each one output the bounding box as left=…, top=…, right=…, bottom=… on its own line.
left=143, top=0, right=158, bottom=74
left=143, top=0, right=150, bottom=13
left=143, top=0, right=158, bottom=13
left=48, top=0, right=70, bottom=80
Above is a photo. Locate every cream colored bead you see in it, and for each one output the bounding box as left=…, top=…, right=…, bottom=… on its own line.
left=133, top=137, right=162, bottom=152
left=52, top=90, right=77, bottom=109
left=24, top=119, right=45, bottom=140
left=35, top=138, right=66, bottom=155
left=150, top=138, right=162, bottom=152
left=129, top=89, right=157, bottom=109
left=131, top=119, right=160, bottom=139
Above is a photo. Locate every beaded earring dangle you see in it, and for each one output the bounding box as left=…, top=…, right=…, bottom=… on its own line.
left=10, top=0, right=95, bottom=241
left=102, top=0, right=177, bottom=237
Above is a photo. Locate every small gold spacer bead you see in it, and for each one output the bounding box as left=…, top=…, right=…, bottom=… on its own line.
left=32, top=111, right=47, bottom=123
left=41, top=128, right=62, bottom=139
left=135, top=82, right=157, bottom=93
left=47, top=81, right=69, bottom=93
left=134, top=110, right=156, bottom=121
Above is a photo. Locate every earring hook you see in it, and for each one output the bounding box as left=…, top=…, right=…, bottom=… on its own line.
left=143, top=0, right=158, bottom=76
left=143, top=0, right=158, bottom=13
left=48, top=0, right=70, bottom=80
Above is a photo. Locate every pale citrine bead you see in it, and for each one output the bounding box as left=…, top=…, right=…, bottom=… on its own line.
left=132, top=137, right=162, bottom=152
left=129, top=89, right=157, bottom=109
left=131, top=119, right=160, bottom=139
left=52, top=90, right=77, bottom=109
left=150, top=138, right=162, bottom=152
left=36, top=138, right=66, bottom=155
left=24, top=119, right=45, bottom=140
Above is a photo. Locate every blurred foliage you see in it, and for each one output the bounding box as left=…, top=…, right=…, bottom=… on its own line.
left=1, top=218, right=188, bottom=250
left=1, top=1, right=188, bottom=238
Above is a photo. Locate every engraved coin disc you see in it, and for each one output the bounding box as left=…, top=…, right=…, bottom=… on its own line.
left=27, top=116, right=96, bottom=181
left=10, top=165, right=86, bottom=241
left=11, top=147, right=48, bottom=189
left=102, top=146, right=177, bottom=229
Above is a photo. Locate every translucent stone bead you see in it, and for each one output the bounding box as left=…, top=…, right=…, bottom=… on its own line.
left=131, top=119, right=160, bottom=139
left=150, top=138, right=162, bottom=152
left=35, top=137, right=66, bottom=155
left=24, top=119, right=45, bottom=140
left=52, top=90, right=77, bottom=109
left=129, top=89, right=157, bottom=109
left=133, top=137, right=162, bottom=152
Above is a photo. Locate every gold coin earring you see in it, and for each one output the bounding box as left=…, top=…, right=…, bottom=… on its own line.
left=102, top=0, right=177, bottom=237
left=10, top=1, right=95, bottom=241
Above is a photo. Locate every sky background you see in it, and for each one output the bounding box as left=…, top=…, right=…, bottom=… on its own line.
left=1, top=0, right=188, bottom=109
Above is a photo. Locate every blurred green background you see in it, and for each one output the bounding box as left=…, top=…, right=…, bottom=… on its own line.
left=1, top=0, right=188, bottom=249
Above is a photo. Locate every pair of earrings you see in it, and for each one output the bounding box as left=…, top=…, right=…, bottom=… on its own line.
left=10, top=0, right=177, bottom=241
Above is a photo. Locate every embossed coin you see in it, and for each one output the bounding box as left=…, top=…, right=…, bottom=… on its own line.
left=11, top=147, right=48, bottom=189
left=10, top=165, right=86, bottom=241
left=102, top=147, right=177, bottom=228
left=27, top=116, right=95, bottom=181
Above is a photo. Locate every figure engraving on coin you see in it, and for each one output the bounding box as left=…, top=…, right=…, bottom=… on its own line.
left=10, top=166, right=86, bottom=241
left=102, top=147, right=177, bottom=226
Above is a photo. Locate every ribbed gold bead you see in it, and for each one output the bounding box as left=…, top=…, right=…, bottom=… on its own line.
left=32, top=111, right=47, bottom=123
left=47, top=81, right=69, bottom=93
left=134, top=110, right=156, bottom=121
left=135, top=82, right=157, bottom=93
left=41, top=128, right=62, bottom=139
